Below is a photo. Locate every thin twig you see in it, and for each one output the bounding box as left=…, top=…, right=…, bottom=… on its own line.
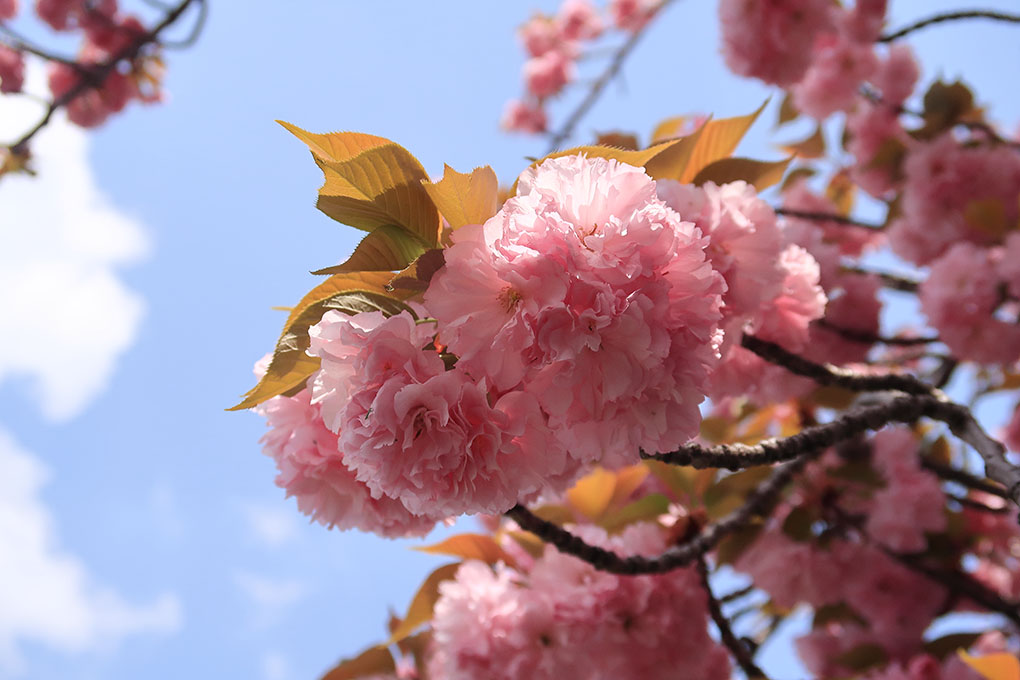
left=879, top=10, right=1020, bottom=43
left=159, top=0, right=207, bottom=49
left=544, top=0, right=675, bottom=154
left=0, top=23, right=81, bottom=66
left=814, top=319, right=939, bottom=347
left=507, top=453, right=812, bottom=575
left=774, top=207, right=882, bottom=230
left=922, top=459, right=1009, bottom=500
left=842, top=266, right=920, bottom=293
left=720, top=583, right=757, bottom=604
left=7, top=0, right=199, bottom=152
left=698, top=557, right=769, bottom=680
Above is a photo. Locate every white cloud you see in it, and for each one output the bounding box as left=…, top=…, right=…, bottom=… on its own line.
left=240, top=502, right=299, bottom=548
left=0, top=428, right=182, bottom=674
left=0, top=63, right=148, bottom=421
left=234, top=571, right=305, bottom=630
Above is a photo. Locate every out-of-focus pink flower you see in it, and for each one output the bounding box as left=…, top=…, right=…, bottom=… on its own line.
left=920, top=243, right=1020, bottom=365
left=523, top=49, right=574, bottom=99
left=0, top=45, right=25, bottom=94
left=754, top=244, right=827, bottom=352
left=609, top=0, right=659, bottom=33
left=501, top=98, right=548, bottom=134
left=0, top=0, right=17, bottom=20
left=793, top=32, right=879, bottom=120
left=518, top=14, right=561, bottom=57
left=871, top=43, right=920, bottom=107
left=36, top=0, right=115, bottom=31
left=86, top=13, right=146, bottom=55
left=557, top=0, right=603, bottom=41
left=999, top=232, right=1020, bottom=300
left=782, top=180, right=883, bottom=258
left=842, top=0, right=888, bottom=43
left=806, top=273, right=881, bottom=365
left=719, top=0, right=835, bottom=86
left=1003, top=402, right=1020, bottom=453
left=426, top=154, right=724, bottom=467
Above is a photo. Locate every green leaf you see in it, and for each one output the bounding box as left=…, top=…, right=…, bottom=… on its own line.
left=678, top=99, right=769, bottom=183
left=229, top=272, right=405, bottom=411
left=312, top=225, right=429, bottom=275
left=388, top=563, right=461, bottom=644
left=692, top=156, right=793, bottom=191
left=316, top=144, right=441, bottom=247
left=278, top=121, right=390, bottom=163
left=422, top=164, right=500, bottom=230
left=320, top=645, right=395, bottom=680
left=780, top=124, right=826, bottom=159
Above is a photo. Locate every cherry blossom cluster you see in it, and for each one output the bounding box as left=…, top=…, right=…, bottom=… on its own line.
left=257, top=154, right=845, bottom=537
left=502, top=0, right=661, bottom=134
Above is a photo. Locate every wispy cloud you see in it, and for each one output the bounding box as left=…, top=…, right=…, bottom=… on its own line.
left=0, top=64, right=148, bottom=421
left=240, top=502, right=300, bottom=548
left=0, top=428, right=183, bottom=674
left=234, top=571, right=306, bottom=630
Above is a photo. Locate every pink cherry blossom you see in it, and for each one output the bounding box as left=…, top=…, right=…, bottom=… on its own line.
left=0, top=45, right=24, bottom=94
left=792, top=31, right=879, bottom=120
left=0, top=0, right=16, bottom=20
left=502, top=98, right=548, bottom=134
left=753, top=244, right=828, bottom=353
left=999, top=232, right=1020, bottom=300
left=920, top=243, right=1020, bottom=365
left=557, top=0, right=603, bottom=41
left=523, top=48, right=574, bottom=99
left=719, top=0, right=835, bottom=87
left=518, top=14, right=562, bottom=57
left=1004, top=402, right=1020, bottom=453
left=806, top=273, right=881, bottom=365
left=425, top=154, right=724, bottom=467
left=256, top=385, right=437, bottom=538
left=782, top=179, right=883, bottom=259
left=608, top=0, right=659, bottom=33
left=871, top=43, right=920, bottom=107
left=842, top=0, right=888, bottom=44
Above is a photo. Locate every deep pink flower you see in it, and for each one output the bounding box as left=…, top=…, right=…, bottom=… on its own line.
left=502, top=99, right=548, bottom=134
left=793, top=32, right=879, bottom=120
left=557, top=0, right=603, bottom=41
left=0, top=45, right=24, bottom=94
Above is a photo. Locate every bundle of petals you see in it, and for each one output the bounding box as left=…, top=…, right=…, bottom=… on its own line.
left=427, top=522, right=730, bottom=680
left=257, top=153, right=839, bottom=536
left=502, top=0, right=662, bottom=134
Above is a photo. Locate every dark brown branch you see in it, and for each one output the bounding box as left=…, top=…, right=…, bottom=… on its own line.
left=742, top=334, right=1020, bottom=510
left=842, top=266, right=920, bottom=293
left=921, top=459, right=1009, bottom=500
left=643, top=394, right=944, bottom=469
left=0, top=23, right=81, bottom=66
left=774, top=207, right=882, bottom=230
left=719, top=583, right=756, bottom=604
left=814, top=319, right=939, bottom=347
left=740, top=335, right=934, bottom=395
left=544, top=0, right=675, bottom=154
left=879, top=10, right=1020, bottom=43
left=698, top=557, right=768, bottom=680
left=7, top=0, right=199, bottom=152
left=507, top=453, right=813, bottom=575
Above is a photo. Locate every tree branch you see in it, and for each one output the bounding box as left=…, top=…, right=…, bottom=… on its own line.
left=544, top=0, right=675, bottom=154
left=507, top=453, right=813, bottom=575
left=814, top=319, right=939, bottom=347
left=698, top=557, right=768, bottom=680
left=842, top=266, right=920, bottom=293
left=774, top=207, right=882, bottom=230
left=879, top=10, right=1020, bottom=43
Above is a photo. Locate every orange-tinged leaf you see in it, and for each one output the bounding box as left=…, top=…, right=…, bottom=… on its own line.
left=776, top=93, right=798, bottom=127
left=600, top=493, right=671, bottom=532
left=566, top=467, right=617, bottom=519
left=826, top=170, right=856, bottom=216
left=965, top=198, right=1012, bottom=238
left=229, top=272, right=404, bottom=411
left=643, top=127, right=705, bottom=181
left=608, top=465, right=650, bottom=508
left=780, top=166, right=817, bottom=192
left=679, top=100, right=769, bottom=182
left=651, top=115, right=691, bottom=143
left=959, top=651, right=1020, bottom=680
left=388, top=563, right=461, bottom=644
left=321, top=645, right=395, bottom=680
left=415, top=533, right=515, bottom=566
left=279, top=121, right=391, bottom=163
left=781, top=124, right=826, bottom=159
left=692, top=156, right=793, bottom=191
left=316, top=144, right=441, bottom=246
left=422, top=164, right=500, bottom=230
left=595, top=131, right=640, bottom=150
left=506, top=530, right=546, bottom=559
left=311, top=225, right=429, bottom=274
left=700, top=416, right=732, bottom=443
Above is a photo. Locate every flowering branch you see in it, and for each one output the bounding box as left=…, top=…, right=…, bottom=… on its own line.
left=774, top=207, right=883, bottom=230
left=507, top=452, right=814, bottom=575
left=879, top=9, right=1020, bottom=43
left=544, top=0, right=675, bottom=153
left=6, top=0, right=204, bottom=153
left=697, top=557, right=768, bottom=680
left=814, top=319, right=939, bottom=347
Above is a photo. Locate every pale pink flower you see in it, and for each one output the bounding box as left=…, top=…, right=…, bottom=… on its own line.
left=806, top=273, right=881, bottom=365
left=0, top=45, right=24, bottom=94
left=502, top=98, right=548, bottom=134
left=557, top=0, right=603, bottom=41
left=256, top=386, right=436, bottom=538
left=523, top=49, right=574, bottom=99
left=920, top=243, right=1020, bottom=365
left=888, top=133, right=1020, bottom=265
left=793, top=32, right=879, bottom=120
left=871, top=43, right=920, bottom=107
left=842, top=0, right=887, bottom=43
left=426, top=154, right=724, bottom=467
left=518, top=14, right=561, bottom=57
left=753, top=244, right=827, bottom=352
left=782, top=180, right=883, bottom=259
left=609, top=0, right=659, bottom=32
left=999, top=232, right=1020, bottom=300
left=719, top=0, right=835, bottom=86
left=0, top=0, right=15, bottom=20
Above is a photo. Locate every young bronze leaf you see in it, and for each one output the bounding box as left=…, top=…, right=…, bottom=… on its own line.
left=679, top=99, right=769, bottom=182
left=315, top=144, right=441, bottom=246
left=776, top=93, right=799, bottom=127
left=651, top=115, right=692, bottom=143
left=278, top=121, right=391, bottom=163
left=692, top=156, right=793, bottom=191
left=320, top=644, right=396, bottom=680
left=566, top=467, right=617, bottom=520
left=781, top=124, right=826, bottom=159
left=388, top=562, right=461, bottom=644
left=229, top=272, right=400, bottom=411
left=415, top=533, right=516, bottom=566
left=643, top=126, right=705, bottom=182
left=312, top=225, right=429, bottom=275
left=422, top=164, right=500, bottom=229
left=825, top=170, right=857, bottom=216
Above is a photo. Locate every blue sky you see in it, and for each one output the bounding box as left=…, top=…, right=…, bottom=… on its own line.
left=0, top=1, right=1018, bottom=678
